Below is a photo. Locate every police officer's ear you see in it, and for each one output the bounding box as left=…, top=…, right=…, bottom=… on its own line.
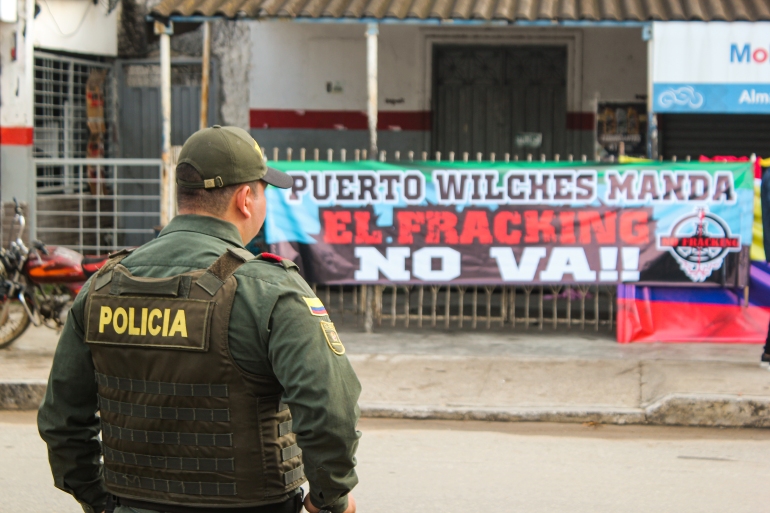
left=232, top=181, right=265, bottom=220
left=233, top=184, right=256, bottom=220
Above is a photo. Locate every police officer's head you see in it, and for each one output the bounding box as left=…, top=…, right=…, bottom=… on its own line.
left=175, top=126, right=292, bottom=241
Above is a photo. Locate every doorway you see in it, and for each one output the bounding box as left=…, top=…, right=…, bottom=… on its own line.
left=432, top=45, right=568, bottom=159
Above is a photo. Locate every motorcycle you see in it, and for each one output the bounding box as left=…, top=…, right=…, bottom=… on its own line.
left=0, top=199, right=109, bottom=349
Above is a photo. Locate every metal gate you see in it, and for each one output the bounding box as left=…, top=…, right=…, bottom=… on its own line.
left=34, top=158, right=163, bottom=254
left=33, top=52, right=123, bottom=251
left=432, top=45, right=567, bottom=160
left=109, top=58, right=219, bottom=246
left=117, top=57, right=219, bottom=158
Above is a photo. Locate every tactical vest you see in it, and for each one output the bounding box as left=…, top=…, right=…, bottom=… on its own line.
left=84, top=248, right=305, bottom=508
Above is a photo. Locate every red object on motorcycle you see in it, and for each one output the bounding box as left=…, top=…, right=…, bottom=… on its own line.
left=81, top=255, right=110, bottom=277
left=25, top=246, right=87, bottom=283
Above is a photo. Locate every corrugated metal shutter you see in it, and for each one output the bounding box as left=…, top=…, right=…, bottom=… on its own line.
left=660, top=114, right=770, bottom=159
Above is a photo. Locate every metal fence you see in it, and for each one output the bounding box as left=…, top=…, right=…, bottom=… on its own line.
left=261, top=147, right=720, bottom=164
left=34, top=158, right=163, bottom=254
left=259, top=147, right=624, bottom=331
left=263, top=147, right=595, bottom=163
left=310, top=284, right=616, bottom=332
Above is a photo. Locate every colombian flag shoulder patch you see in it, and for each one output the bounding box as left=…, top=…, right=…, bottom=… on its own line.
left=303, top=297, right=328, bottom=317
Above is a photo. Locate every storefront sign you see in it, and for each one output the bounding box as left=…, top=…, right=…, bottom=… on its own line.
left=265, top=162, right=753, bottom=286
left=652, top=22, right=770, bottom=113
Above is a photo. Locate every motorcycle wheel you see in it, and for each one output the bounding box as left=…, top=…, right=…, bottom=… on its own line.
left=0, top=298, right=31, bottom=349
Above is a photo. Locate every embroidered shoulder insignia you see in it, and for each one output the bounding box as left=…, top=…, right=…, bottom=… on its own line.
left=303, top=297, right=328, bottom=316
left=320, top=321, right=345, bottom=355
left=259, top=252, right=283, bottom=263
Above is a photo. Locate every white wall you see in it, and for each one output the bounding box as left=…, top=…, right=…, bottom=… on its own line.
left=250, top=22, right=424, bottom=112
left=248, top=23, right=647, bottom=114
left=1, top=0, right=119, bottom=127
left=379, top=25, right=424, bottom=112
left=0, top=0, right=34, bottom=206
left=33, top=0, right=119, bottom=57
left=582, top=27, right=647, bottom=109
left=0, top=26, right=28, bottom=126
left=1, top=0, right=32, bottom=127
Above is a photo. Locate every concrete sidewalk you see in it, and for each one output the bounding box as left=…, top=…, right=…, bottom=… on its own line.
left=1, top=326, right=769, bottom=427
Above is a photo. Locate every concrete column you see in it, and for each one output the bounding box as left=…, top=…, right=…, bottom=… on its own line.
left=364, top=22, right=378, bottom=335
left=366, top=23, right=378, bottom=159
left=155, top=21, right=174, bottom=225
left=200, top=21, right=211, bottom=130
left=644, top=24, right=658, bottom=160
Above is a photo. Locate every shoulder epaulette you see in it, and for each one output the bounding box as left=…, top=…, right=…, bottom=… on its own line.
left=256, top=253, right=299, bottom=271
left=259, top=252, right=283, bottom=263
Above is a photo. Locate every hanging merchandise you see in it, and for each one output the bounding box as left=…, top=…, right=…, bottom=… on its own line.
left=596, top=102, right=647, bottom=158
left=86, top=69, right=107, bottom=195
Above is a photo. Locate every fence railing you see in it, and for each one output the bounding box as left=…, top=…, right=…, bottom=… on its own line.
left=264, top=148, right=625, bottom=332
left=261, top=147, right=711, bottom=164
left=264, top=148, right=596, bottom=163
left=34, top=158, right=163, bottom=254
left=311, top=284, right=616, bottom=332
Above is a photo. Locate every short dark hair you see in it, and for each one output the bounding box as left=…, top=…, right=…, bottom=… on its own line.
left=176, top=163, right=259, bottom=216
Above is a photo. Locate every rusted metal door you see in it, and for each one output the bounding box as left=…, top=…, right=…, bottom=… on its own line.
left=433, top=45, right=567, bottom=159
left=118, top=59, right=219, bottom=158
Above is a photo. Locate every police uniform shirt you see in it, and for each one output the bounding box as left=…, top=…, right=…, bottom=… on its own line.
left=38, top=214, right=362, bottom=513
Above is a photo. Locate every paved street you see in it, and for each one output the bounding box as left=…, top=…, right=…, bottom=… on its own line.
left=3, top=411, right=768, bottom=513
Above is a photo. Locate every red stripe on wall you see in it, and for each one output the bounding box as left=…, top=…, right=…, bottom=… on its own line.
left=250, top=109, right=431, bottom=131
left=0, top=127, right=33, bottom=146
left=380, top=112, right=431, bottom=131
left=251, top=109, right=593, bottom=132
left=566, top=112, right=595, bottom=131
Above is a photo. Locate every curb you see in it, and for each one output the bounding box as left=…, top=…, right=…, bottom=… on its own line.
left=2, top=381, right=768, bottom=428
left=644, top=394, right=770, bottom=428
left=0, top=380, right=46, bottom=411
left=360, top=404, right=646, bottom=425
left=360, top=394, right=770, bottom=428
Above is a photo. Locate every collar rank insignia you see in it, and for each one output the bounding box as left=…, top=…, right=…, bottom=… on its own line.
left=303, top=297, right=328, bottom=316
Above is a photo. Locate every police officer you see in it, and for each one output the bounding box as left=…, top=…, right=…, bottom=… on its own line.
left=38, top=126, right=361, bottom=513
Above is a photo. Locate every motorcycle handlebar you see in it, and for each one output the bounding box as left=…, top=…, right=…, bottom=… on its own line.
left=32, top=240, right=49, bottom=256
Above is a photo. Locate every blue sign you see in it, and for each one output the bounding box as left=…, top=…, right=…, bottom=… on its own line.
left=653, top=83, right=770, bottom=114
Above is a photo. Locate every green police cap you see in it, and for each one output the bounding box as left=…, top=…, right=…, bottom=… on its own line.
left=176, top=125, right=293, bottom=190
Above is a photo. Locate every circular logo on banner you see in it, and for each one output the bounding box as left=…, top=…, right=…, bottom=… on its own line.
left=658, top=208, right=741, bottom=282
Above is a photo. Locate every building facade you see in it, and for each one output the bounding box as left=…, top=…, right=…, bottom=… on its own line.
left=247, top=23, right=647, bottom=160
left=3, top=0, right=770, bottom=250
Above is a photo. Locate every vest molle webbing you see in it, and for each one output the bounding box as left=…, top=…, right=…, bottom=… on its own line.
left=85, top=248, right=305, bottom=508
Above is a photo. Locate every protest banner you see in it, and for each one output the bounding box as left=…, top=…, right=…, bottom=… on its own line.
left=264, top=161, right=753, bottom=286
